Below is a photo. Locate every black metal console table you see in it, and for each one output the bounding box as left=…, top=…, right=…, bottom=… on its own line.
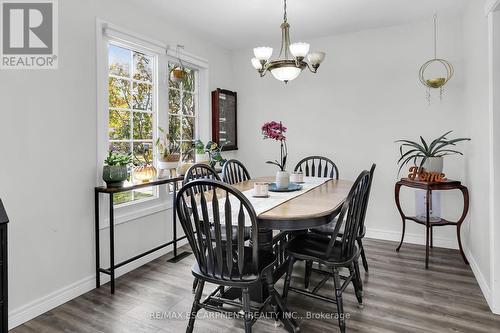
left=0, top=199, right=8, bottom=333
left=94, top=176, right=190, bottom=294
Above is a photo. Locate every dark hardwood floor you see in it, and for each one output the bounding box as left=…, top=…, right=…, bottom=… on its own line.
left=11, top=239, right=500, bottom=333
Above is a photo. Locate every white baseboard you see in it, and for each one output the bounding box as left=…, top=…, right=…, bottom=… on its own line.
left=365, top=227, right=459, bottom=249
left=464, top=246, right=496, bottom=313
left=9, top=275, right=96, bottom=330
left=8, top=240, right=188, bottom=330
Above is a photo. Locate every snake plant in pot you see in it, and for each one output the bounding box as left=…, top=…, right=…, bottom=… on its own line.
left=396, top=130, right=470, bottom=175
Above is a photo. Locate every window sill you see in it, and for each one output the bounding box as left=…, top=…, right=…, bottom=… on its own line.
left=99, top=199, right=173, bottom=230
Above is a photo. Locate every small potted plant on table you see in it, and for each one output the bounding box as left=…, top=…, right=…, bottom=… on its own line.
left=103, top=151, right=132, bottom=188
left=396, top=130, right=470, bottom=175
left=206, top=141, right=228, bottom=168
left=262, top=121, right=289, bottom=189
left=194, top=140, right=209, bottom=163
left=156, top=126, right=180, bottom=172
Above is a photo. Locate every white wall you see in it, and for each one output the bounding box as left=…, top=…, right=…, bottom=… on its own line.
left=489, top=5, right=500, bottom=315
left=1, top=0, right=498, bottom=328
left=231, top=14, right=467, bottom=249
left=0, top=0, right=233, bottom=328
left=462, top=0, right=495, bottom=312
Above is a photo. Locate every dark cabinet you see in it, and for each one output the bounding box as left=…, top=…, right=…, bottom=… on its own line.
left=212, top=89, right=237, bottom=151
left=0, top=200, right=8, bottom=333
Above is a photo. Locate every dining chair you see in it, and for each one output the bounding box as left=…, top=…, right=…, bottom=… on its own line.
left=294, top=156, right=339, bottom=288
left=294, top=155, right=339, bottom=179
left=309, top=164, right=376, bottom=277
left=282, top=169, right=371, bottom=333
left=183, top=163, right=221, bottom=191
left=222, top=159, right=251, bottom=185
left=176, top=179, right=292, bottom=333
left=183, top=163, right=251, bottom=294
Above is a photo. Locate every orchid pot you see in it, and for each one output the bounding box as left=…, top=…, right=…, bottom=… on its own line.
left=276, top=170, right=290, bottom=189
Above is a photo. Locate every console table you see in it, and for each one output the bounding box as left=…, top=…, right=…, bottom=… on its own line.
left=394, top=178, right=469, bottom=268
left=0, top=200, right=8, bottom=333
left=95, top=176, right=189, bottom=294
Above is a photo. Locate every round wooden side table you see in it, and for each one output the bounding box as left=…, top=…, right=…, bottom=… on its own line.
left=394, top=178, right=469, bottom=269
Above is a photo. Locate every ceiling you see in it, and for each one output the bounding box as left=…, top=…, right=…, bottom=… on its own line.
left=126, top=0, right=466, bottom=50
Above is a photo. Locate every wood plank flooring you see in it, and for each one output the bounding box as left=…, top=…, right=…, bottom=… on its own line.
left=10, top=239, right=500, bottom=332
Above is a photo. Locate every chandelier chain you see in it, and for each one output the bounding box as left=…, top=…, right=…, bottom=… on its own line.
left=283, top=0, right=287, bottom=23
left=433, top=14, right=437, bottom=59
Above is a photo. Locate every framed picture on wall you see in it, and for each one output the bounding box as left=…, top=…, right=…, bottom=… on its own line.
left=212, top=88, right=237, bottom=151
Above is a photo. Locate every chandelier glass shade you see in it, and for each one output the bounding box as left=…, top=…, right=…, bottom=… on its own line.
left=251, top=0, right=325, bottom=83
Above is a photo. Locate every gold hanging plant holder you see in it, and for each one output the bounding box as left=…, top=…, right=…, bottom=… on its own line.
left=170, top=45, right=186, bottom=83
left=418, top=15, right=453, bottom=104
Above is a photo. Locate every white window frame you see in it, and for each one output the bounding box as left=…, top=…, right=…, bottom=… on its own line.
left=167, top=61, right=199, bottom=163
left=108, top=40, right=159, bottom=205
left=96, top=19, right=209, bottom=227
left=166, top=47, right=210, bottom=146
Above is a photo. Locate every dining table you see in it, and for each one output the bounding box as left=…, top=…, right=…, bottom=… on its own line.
left=219, top=176, right=353, bottom=331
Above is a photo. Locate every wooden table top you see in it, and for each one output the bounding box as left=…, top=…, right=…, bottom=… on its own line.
left=232, top=176, right=353, bottom=222
left=397, top=178, right=464, bottom=190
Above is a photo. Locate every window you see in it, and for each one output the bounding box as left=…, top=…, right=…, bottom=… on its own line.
left=168, top=63, right=197, bottom=162
left=108, top=42, right=157, bottom=204
left=98, top=20, right=209, bottom=222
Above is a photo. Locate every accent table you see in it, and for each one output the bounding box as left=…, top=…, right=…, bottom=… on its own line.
left=94, top=176, right=188, bottom=294
left=394, top=178, right=469, bottom=269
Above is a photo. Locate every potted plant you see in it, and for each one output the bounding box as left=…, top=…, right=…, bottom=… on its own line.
left=262, top=121, right=289, bottom=189
left=194, top=139, right=209, bottom=163
left=103, top=151, right=132, bottom=188
left=170, top=65, right=186, bottom=83
left=396, top=130, right=470, bottom=175
left=205, top=141, right=228, bottom=168
left=156, top=126, right=180, bottom=170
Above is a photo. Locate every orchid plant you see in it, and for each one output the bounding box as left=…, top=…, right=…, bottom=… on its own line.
left=262, top=121, right=288, bottom=171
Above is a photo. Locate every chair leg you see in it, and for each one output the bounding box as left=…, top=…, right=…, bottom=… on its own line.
left=332, top=268, right=346, bottom=333
left=242, top=287, right=252, bottom=333
left=282, top=256, right=296, bottom=305
left=186, top=280, right=205, bottom=333
left=354, top=258, right=363, bottom=292
left=304, top=260, right=313, bottom=289
left=358, top=238, right=369, bottom=273
left=350, top=263, right=363, bottom=306
left=192, top=278, right=199, bottom=294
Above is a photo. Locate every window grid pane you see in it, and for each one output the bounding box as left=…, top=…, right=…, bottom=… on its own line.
left=168, top=63, right=197, bottom=163
left=108, top=42, right=157, bottom=205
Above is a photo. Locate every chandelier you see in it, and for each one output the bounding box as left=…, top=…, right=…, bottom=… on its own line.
left=251, top=0, right=325, bottom=83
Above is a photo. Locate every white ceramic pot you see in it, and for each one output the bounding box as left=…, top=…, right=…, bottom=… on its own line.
left=276, top=171, right=290, bottom=189
left=195, top=153, right=209, bottom=163
left=158, top=160, right=179, bottom=170
left=423, top=157, right=443, bottom=173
